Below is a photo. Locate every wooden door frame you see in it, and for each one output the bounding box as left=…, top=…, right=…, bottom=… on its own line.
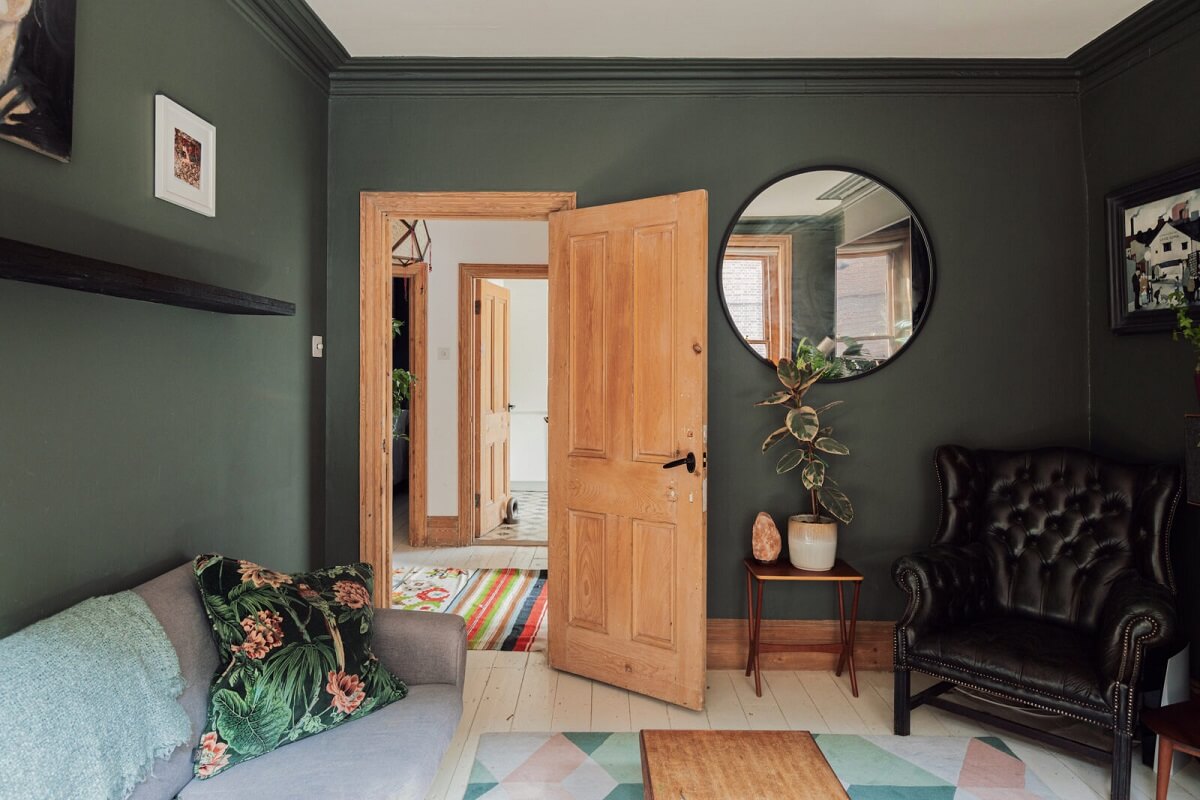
left=391, top=262, right=428, bottom=553
left=359, top=192, right=576, bottom=606
left=458, top=263, right=550, bottom=547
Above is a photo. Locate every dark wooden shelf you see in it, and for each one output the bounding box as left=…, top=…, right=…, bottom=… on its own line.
left=0, top=237, right=295, bottom=316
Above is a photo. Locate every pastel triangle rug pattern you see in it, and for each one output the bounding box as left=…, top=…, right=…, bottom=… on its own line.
left=464, top=732, right=1059, bottom=799
left=391, top=566, right=548, bottom=652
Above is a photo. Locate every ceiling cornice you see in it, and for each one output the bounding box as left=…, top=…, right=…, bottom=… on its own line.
left=328, top=57, right=1079, bottom=97
left=227, top=0, right=348, bottom=90
left=232, top=0, right=1198, bottom=98
left=1068, top=0, right=1200, bottom=92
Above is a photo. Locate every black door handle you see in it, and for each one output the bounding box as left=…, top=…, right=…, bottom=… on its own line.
left=662, top=453, right=696, bottom=473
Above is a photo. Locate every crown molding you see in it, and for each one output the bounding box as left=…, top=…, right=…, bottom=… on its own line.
left=227, top=0, right=348, bottom=90
left=1069, top=0, right=1200, bottom=92
left=328, top=57, right=1079, bottom=97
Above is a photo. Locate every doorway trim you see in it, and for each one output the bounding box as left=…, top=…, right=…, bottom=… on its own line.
left=391, top=261, right=428, bottom=550
left=359, top=192, right=577, bottom=607
left=458, top=263, right=550, bottom=547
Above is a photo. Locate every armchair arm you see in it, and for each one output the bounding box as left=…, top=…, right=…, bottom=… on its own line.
left=371, top=608, right=467, bottom=690
left=1097, top=576, right=1178, bottom=686
left=893, top=543, right=993, bottom=642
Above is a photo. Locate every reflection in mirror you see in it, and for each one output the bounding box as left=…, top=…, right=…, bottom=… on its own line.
left=720, top=170, right=932, bottom=378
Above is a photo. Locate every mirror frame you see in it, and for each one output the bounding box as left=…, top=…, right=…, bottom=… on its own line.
left=717, top=165, right=937, bottom=382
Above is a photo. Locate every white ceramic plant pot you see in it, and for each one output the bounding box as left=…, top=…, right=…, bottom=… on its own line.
left=787, top=514, right=838, bottom=571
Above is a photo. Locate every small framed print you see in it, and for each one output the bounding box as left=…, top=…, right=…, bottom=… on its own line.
left=154, top=95, right=215, bottom=217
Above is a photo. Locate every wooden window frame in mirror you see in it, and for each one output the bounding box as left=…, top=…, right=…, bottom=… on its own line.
left=722, top=234, right=792, bottom=363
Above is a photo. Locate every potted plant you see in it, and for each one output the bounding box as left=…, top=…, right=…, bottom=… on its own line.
left=758, top=339, right=854, bottom=571
left=392, top=320, right=416, bottom=486
left=1168, top=291, right=1200, bottom=404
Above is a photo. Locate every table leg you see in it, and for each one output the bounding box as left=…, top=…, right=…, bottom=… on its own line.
left=846, top=582, right=861, bottom=697
left=752, top=581, right=765, bottom=697
left=745, top=572, right=755, bottom=677
left=1156, top=737, right=1174, bottom=800
left=835, top=583, right=848, bottom=677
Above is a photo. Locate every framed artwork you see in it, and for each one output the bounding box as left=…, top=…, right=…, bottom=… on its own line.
left=0, top=0, right=77, bottom=162
left=154, top=95, right=215, bottom=217
left=1108, top=160, right=1200, bottom=333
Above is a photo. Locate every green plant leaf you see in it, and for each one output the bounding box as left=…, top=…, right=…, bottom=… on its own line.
left=776, top=449, right=805, bottom=474
left=755, top=391, right=793, bottom=406
left=776, top=358, right=802, bottom=389
left=212, top=688, right=292, bottom=757
left=814, top=437, right=849, bottom=455
left=812, top=400, right=844, bottom=415
left=817, top=486, right=854, bottom=525
left=786, top=407, right=819, bottom=442
left=260, top=641, right=336, bottom=712
left=801, top=459, right=826, bottom=490
left=761, top=427, right=790, bottom=452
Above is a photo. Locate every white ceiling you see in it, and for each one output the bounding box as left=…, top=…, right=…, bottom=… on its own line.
left=307, top=0, right=1151, bottom=59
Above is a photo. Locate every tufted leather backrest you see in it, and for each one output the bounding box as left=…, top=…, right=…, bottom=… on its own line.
left=933, top=445, right=1180, bottom=632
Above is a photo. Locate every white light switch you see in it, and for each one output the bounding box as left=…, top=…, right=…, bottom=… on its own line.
left=312, top=336, right=324, bottom=358
left=437, top=347, right=451, bottom=361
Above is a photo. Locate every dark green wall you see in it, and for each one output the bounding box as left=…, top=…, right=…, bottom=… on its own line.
left=327, top=91, right=1089, bottom=621
left=1081, top=26, right=1200, bottom=672
left=0, top=0, right=328, bottom=635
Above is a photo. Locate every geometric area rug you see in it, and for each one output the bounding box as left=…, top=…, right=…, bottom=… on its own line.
left=393, top=565, right=548, bottom=652
left=464, top=732, right=1059, bottom=799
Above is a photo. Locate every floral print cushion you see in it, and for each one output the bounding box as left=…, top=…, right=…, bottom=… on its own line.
left=191, top=555, right=408, bottom=779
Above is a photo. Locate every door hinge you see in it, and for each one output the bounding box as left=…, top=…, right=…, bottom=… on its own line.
left=474, top=299, right=481, bottom=314
left=475, top=493, right=480, bottom=508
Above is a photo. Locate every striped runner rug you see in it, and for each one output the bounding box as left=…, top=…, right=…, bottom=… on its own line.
left=393, top=566, right=548, bottom=652
left=448, top=568, right=548, bottom=652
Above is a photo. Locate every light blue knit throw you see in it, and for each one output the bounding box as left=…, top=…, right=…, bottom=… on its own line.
left=0, top=591, right=191, bottom=799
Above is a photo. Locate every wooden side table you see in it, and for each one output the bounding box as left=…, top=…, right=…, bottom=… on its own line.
left=1142, top=699, right=1200, bottom=800
left=744, top=557, right=864, bottom=698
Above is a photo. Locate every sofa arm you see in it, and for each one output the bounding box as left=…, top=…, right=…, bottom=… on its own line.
left=1097, top=576, right=1178, bottom=686
left=893, top=544, right=993, bottom=644
left=371, top=608, right=466, bottom=690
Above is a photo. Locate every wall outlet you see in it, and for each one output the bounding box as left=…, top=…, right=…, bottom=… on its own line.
left=437, top=347, right=451, bottom=361
left=312, top=335, right=324, bottom=358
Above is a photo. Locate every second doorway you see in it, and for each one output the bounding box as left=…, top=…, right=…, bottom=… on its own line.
left=459, top=263, right=549, bottom=546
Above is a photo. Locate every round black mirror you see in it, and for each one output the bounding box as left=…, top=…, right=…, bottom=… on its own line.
left=718, top=168, right=934, bottom=379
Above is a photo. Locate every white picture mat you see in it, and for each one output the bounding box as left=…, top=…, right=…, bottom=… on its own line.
left=154, top=95, right=216, bottom=217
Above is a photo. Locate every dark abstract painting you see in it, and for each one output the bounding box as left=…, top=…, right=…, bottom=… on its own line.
left=0, top=0, right=76, bottom=162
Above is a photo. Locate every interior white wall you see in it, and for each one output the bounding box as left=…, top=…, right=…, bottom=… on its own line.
left=507, top=280, right=549, bottom=489
left=423, top=220, right=549, bottom=515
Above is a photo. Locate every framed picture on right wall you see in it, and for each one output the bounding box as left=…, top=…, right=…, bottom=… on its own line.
left=1108, top=160, right=1200, bottom=333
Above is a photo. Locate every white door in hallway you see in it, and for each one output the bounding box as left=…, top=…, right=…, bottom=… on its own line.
left=548, top=191, right=708, bottom=710
left=477, top=279, right=511, bottom=536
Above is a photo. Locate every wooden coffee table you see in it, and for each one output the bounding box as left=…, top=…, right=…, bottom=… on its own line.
left=639, top=729, right=848, bottom=799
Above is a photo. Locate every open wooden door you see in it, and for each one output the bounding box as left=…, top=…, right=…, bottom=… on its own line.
left=477, top=279, right=511, bottom=536
left=548, top=191, right=708, bottom=709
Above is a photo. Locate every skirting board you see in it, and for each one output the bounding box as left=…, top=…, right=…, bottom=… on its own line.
left=425, top=516, right=459, bottom=546
left=706, top=619, right=894, bottom=671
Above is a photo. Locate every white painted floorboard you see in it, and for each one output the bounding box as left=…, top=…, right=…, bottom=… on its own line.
left=399, top=545, right=1200, bottom=800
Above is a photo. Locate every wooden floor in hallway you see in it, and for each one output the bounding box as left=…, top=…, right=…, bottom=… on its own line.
left=399, top=545, right=1200, bottom=800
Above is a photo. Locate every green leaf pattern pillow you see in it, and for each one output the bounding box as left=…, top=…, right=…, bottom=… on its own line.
left=192, top=555, right=407, bottom=779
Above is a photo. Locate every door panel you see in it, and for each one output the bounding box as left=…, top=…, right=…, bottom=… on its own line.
left=548, top=190, right=708, bottom=710
left=477, top=280, right=511, bottom=535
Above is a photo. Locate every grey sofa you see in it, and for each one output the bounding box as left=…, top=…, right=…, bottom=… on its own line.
left=125, top=563, right=466, bottom=800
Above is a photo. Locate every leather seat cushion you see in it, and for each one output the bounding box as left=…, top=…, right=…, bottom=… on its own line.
left=907, top=616, right=1111, bottom=720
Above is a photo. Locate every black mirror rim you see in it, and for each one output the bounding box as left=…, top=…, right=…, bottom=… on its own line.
left=716, top=164, right=937, bottom=383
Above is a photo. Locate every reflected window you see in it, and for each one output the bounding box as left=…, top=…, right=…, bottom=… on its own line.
left=721, top=235, right=792, bottom=362
left=835, top=219, right=914, bottom=366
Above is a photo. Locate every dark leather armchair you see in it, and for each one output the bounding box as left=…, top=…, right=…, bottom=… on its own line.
left=893, top=445, right=1181, bottom=800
